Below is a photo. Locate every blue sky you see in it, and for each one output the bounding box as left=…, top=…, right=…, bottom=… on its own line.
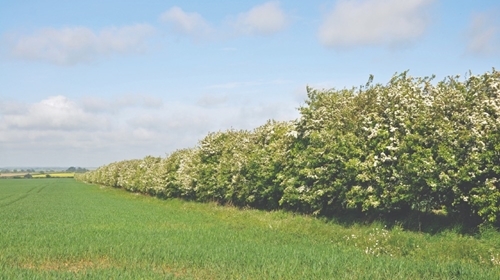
left=1, top=0, right=499, bottom=167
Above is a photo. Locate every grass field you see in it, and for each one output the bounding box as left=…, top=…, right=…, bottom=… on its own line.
left=1, top=179, right=500, bottom=279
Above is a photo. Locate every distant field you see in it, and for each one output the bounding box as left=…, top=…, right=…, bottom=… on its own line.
left=0, top=173, right=27, bottom=178
left=1, top=179, right=500, bottom=279
left=31, top=173, right=74, bottom=178
left=0, top=173, right=74, bottom=178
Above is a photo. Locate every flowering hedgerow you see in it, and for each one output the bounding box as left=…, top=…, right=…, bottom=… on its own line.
left=76, top=69, right=500, bottom=226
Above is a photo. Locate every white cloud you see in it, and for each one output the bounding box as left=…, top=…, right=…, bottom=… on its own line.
left=7, top=24, right=155, bottom=65
left=1, top=96, right=108, bottom=130
left=0, top=92, right=300, bottom=167
left=0, top=101, right=25, bottom=115
left=231, top=1, right=289, bottom=36
left=159, top=3, right=289, bottom=41
left=159, top=6, right=214, bottom=40
left=465, top=12, right=500, bottom=56
left=318, top=0, right=434, bottom=49
left=79, top=96, right=112, bottom=113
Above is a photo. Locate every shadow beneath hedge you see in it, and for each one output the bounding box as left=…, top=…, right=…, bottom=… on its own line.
left=316, top=209, right=487, bottom=235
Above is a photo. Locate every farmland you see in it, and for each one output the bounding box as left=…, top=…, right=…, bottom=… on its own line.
left=31, top=173, right=75, bottom=178
left=0, top=167, right=87, bottom=179
left=1, top=178, right=500, bottom=279
left=1, top=172, right=75, bottom=179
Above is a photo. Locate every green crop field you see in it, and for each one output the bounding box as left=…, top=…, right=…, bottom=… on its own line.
left=1, top=179, right=500, bottom=279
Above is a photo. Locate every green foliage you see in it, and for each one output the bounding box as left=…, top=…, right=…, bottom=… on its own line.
left=76, top=69, right=500, bottom=226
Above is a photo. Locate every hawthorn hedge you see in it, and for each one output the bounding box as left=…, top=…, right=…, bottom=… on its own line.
left=76, top=70, right=500, bottom=226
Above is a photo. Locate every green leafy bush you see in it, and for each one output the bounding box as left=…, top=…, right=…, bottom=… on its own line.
left=76, top=69, right=500, bottom=226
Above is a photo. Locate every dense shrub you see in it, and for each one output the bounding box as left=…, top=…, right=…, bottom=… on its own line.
left=76, top=69, right=500, bottom=226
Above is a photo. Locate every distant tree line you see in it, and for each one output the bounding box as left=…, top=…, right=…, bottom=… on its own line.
left=66, top=167, right=88, bottom=173
left=1, top=167, right=88, bottom=173
left=1, top=169, right=36, bottom=173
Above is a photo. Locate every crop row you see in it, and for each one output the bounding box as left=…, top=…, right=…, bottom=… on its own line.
left=77, top=70, right=500, bottom=226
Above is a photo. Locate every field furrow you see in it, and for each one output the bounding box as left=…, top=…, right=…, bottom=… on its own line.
left=0, top=194, right=15, bottom=202
left=0, top=194, right=30, bottom=208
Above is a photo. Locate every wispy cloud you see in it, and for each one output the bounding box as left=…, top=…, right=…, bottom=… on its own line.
left=318, top=0, right=434, bottom=49
left=465, top=12, right=500, bottom=56
left=159, top=2, right=290, bottom=41
left=81, top=93, right=163, bottom=113
left=206, top=79, right=291, bottom=90
left=6, top=24, right=155, bottom=65
left=159, top=6, right=215, bottom=41
left=230, top=1, right=289, bottom=36
left=196, top=93, right=229, bottom=107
